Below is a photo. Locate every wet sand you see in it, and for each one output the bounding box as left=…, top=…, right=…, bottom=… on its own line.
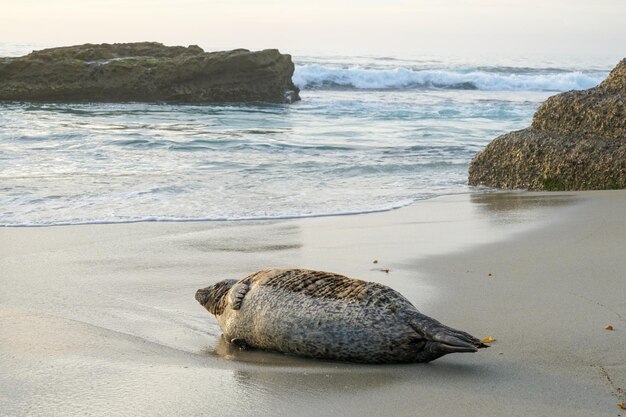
left=1, top=191, right=624, bottom=416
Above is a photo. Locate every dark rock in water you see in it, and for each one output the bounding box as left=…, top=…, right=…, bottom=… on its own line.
left=468, top=128, right=626, bottom=190
left=0, top=42, right=300, bottom=104
left=469, top=59, right=626, bottom=191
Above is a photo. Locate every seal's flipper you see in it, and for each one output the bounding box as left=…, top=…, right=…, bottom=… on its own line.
left=406, top=310, right=486, bottom=360
left=229, top=282, right=250, bottom=310
left=412, top=340, right=477, bottom=362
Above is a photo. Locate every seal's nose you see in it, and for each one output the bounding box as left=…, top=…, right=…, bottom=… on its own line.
left=195, top=288, right=209, bottom=305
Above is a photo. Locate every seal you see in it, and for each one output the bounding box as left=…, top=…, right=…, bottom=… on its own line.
left=195, top=269, right=487, bottom=363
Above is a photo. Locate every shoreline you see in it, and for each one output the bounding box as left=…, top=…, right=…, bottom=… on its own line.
left=1, top=190, right=624, bottom=416
left=0, top=195, right=420, bottom=228
left=0, top=190, right=492, bottom=228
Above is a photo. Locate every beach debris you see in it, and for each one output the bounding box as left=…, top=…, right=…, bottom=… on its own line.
left=488, top=272, right=492, bottom=276
left=605, top=325, right=614, bottom=331
left=482, top=336, right=496, bottom=344
left=373, top=260, right=378, bottom=264
left=618, top=402, right=626, bottom=410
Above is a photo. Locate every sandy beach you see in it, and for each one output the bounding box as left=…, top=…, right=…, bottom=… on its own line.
left=1, top=191, right=624, bottom=417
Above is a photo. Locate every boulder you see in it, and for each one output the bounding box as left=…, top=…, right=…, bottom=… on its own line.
left=0, top=42, right=300, bottom=104
left=469, top=59, right=626, bottom=190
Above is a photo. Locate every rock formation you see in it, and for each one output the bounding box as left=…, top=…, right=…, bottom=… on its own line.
left=0, top=42, right=300, bottom=104
left=469, top=59, right=626, bottom=190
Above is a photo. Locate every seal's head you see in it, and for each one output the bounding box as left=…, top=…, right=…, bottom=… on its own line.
left=195, top=279, right=237, bottom=316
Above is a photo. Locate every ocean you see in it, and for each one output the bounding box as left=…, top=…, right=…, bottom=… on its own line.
left=0, top=45, right=613, bottom=226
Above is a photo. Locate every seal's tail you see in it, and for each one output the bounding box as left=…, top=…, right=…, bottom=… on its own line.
left=407, top=311, right=488, bottom=362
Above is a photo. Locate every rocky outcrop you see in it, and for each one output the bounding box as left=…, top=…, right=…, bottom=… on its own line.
left=0, top=42, right=300, bottom=104
left=469, top=59, right=626, bottom=190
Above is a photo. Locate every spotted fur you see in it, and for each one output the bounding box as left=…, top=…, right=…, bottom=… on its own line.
left=196, top=269, right=487, bottom=363
left=251, top=268, right=399, bottom=304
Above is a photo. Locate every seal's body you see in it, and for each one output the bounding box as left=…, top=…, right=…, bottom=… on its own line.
left=196, top=269, right=486, bottom=363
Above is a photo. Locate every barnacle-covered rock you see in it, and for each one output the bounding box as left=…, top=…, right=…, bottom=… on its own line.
left=0, top=42, right=300, bottom=104
left=469, top=59, right=626, bottom=190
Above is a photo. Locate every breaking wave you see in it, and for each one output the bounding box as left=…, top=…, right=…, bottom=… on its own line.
left=293, top=64, right=607, bottom=92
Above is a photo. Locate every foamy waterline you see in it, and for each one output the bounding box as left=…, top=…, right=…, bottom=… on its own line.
left=0, top=198, right=420, bottom=227
left=293, top=64, right=607, bottom=91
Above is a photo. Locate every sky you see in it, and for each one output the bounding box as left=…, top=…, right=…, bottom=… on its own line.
left=1, top=0, right=625, bottom=59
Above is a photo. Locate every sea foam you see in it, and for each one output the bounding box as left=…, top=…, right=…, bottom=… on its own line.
left=293, top=64, right=607, bottom=92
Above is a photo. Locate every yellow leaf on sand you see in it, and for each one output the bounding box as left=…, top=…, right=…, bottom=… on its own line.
left=618, top=402, right=626, bottom=410
left=482, top=336, right=496, bottom=343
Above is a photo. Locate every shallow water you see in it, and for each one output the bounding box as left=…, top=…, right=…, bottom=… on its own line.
left=0, top=47, right=612, bottom=226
